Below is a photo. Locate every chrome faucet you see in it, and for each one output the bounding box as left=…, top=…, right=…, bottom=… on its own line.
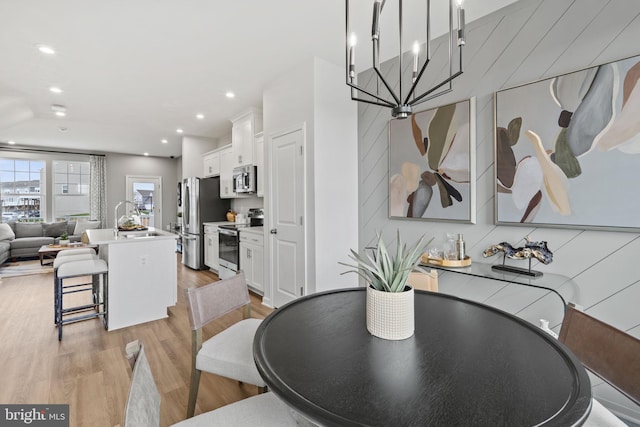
left=114, top=201, right=141, bottom=235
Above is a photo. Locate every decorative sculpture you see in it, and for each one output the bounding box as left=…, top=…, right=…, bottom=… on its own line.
left=482, top=237, right=553, bottom=277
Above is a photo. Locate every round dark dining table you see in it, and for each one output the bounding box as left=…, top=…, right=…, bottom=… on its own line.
left=253, top=288, right=592, bottom=426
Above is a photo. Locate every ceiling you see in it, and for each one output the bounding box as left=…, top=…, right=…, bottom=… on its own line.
left=0, top=0, right=517, bottom=158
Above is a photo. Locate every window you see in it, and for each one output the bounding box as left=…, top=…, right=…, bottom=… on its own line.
left=53, top=161, right=90, bottom=221
left=0, top=158, right=44, bottom=222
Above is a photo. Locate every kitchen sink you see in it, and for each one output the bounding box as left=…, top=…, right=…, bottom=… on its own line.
left=118, top=231, right=160, bottom=239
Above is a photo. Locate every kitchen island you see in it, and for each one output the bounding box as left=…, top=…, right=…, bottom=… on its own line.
left=84, top=228, right=178, bottom=330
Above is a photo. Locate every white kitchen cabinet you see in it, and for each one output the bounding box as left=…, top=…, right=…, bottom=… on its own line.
left=203, top=225, right=220, bottom=271
left=255, top=132, right=264, bottom=197
left=219, top=145, right=235, bottom=198
left=239, top=230, right=264, bottom=294
left=231, top=108, right=263, bottom=168
left=203, top=150, right=220, bottom=177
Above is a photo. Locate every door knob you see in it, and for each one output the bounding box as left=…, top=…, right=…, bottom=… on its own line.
left=270, top=229, right=278, bottom=234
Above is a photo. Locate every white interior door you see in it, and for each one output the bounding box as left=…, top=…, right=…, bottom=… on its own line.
left=270, top=127, right=305, bottom=308
left=125, top=175, right=162, bottom=229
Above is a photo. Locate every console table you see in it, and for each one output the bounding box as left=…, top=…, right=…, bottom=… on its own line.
left=420, top=260, right=576, bottom=310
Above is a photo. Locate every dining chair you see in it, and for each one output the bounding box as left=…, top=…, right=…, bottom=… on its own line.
left=185, top=272, right=266, bottom=419
left=123, top=340, right=298, bottom=427
left=407, top=268, right=438, bottom=292
left=558, top=303, right=640, bottom=426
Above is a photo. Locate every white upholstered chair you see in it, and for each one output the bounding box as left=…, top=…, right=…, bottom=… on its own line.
left=123, top=340, right=298, bottom=427
left=184, top=272, right=266, bottom=418
left=558, top=303, right=640, bottom=426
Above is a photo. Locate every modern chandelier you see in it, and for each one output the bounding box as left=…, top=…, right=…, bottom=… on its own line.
left=346, top=0, right=466, bottom=119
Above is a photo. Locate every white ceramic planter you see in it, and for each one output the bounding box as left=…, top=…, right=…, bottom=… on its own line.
left=366, top=285, right=415, bottom=340
left=59, top=239, right=70, bottom=246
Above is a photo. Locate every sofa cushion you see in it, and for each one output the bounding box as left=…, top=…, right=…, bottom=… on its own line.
left=0, top=223, right=16, bottom=241
left=10, top=236, right=55, bottom=250
left=43, top=221, right=68, bottom=237
left=15, top=222, right=44, bottom=238
left=74, top=220, right=101, bottom=235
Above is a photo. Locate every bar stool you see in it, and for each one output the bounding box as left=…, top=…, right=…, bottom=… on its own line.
left=53, top=250, right=99, bottom=323
left=56, top=258, right=109, bottom=340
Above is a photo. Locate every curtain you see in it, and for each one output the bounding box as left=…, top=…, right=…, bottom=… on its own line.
left=89, top=155, right=107, bottom=227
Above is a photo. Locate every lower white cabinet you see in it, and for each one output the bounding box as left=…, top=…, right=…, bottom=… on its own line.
left=204, top=225, right=219, bottom=271
left=239, top=231, right=264, bottom=293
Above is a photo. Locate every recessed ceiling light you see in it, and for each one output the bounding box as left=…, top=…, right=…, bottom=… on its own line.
left=196, top=114, right=204, bottom=120
left=51, top=104, right=66, bottom=117
left=8, top=140, right=16, bottom=145
left=37, top=45, right=56, bottom=55
left=58, top=127, right=68, bottom=132
left=225, top=92, right=235, bottom=99
left=50, top=86, right=63, bottom=94
left=176, top=128, right=183, bottom=134
left=161, top=139, right=168, bottom=144
left=143, top=152, right=149, bottom=157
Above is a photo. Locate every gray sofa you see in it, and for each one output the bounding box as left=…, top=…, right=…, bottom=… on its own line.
left=0, top=220, right=95, bottom=265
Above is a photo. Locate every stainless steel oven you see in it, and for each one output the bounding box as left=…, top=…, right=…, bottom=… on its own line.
left=218, top=226, right=239, bottom=279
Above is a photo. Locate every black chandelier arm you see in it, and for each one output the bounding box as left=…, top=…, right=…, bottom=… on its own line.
left=350, top=94, right=397, bottom=108
left=372, top=66, right=401, bottom=105
left=403, top=57, right=432, bottom=105
left=409, top=88, right=453, bottom=107
left=408, top=70, right=462, bottom=106
left=346, top=81, right=396, bottom=108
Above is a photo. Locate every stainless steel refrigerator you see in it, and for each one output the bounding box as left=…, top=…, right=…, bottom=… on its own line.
left=181, top=176, right=230, bottom=269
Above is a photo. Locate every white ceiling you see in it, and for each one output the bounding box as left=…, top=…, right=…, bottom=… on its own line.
left=0, top=0, right=517, bottom=158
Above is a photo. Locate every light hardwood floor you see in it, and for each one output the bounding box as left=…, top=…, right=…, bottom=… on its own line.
left=0, top=254, right=273, bottom=427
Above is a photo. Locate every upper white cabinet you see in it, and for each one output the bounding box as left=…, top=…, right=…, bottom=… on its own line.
left=219, top=145, right=235, bottom=198
left=231, top=108, right=263, bottom=168
left=203, top=150, right=220, bottom=177
left=255, top=132, right=264, bottom=197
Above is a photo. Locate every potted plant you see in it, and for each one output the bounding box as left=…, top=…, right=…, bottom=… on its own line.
left=59, top=232, right=70, bottom=246
left=341, top=230, right=430, bottom=340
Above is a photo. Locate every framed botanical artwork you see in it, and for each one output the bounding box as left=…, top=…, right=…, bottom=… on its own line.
left=495, top=54, right=640, bottom=231
left=389, top=98, right=476, bottom=223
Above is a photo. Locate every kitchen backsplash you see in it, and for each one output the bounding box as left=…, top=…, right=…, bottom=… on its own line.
left=231, top=197, right=263, bottom=214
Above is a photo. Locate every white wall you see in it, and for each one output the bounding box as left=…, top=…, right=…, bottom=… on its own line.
left=312, top=57, right=359, bottom=292
left=105, top=153, right=178, bottom=231
left=262, top=57, right=359, bottom=301
left=181, top=135, right=217, bottom=180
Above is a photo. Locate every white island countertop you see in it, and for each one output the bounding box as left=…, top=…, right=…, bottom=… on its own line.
left=85, top=227, right=178, bottom=245
left=84, top=226, right=178, bottom=331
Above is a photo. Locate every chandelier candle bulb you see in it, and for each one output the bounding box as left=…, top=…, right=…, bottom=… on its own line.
left=412, top=41, right=420, bottom=81
left=348, top=32, right=356, bottom=75
left=457, top=0, right=466, bottom=46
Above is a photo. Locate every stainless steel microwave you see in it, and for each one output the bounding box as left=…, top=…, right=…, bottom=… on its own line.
left=233, top=165, right=257, bottom=194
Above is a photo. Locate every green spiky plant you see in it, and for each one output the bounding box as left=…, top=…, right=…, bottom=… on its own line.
left=341, top=230, right=432, bottom=292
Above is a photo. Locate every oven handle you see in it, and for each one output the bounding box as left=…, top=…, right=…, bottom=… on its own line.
left=219, top=228, right=237, bottom=237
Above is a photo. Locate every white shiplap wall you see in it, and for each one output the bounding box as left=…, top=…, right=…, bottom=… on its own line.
left=356, top=0, right=640, bottom=421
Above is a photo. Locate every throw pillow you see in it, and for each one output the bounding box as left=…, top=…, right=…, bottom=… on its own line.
left=74, top=220, right=101, bottom=235
left=0, top=223, right=16, bottom=240
left=16, top=222, right=44, bottom=238
left=42, top=221, right=69, bottom=237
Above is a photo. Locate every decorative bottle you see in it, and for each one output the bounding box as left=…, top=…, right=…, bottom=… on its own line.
left=456, top=234, right=465, bottom=260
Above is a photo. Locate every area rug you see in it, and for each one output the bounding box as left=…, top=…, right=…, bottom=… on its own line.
left=0, top=259, right=53, bottom=278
